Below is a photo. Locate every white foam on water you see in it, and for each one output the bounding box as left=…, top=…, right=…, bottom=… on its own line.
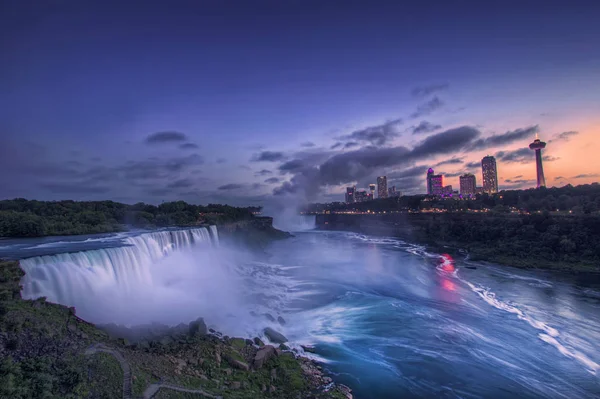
left=464, top=280, right=599, bottom=375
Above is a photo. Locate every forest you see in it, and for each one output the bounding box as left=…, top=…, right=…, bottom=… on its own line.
left=0, top=199, right=259, bottom=237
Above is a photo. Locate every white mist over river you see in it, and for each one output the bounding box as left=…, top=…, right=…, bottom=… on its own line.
left=2, top=224, right=600, bottom=398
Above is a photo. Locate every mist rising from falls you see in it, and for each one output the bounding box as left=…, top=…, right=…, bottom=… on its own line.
left=18, top=226, right=257, bottom=331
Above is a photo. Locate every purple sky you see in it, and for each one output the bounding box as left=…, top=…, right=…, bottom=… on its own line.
left=1, top=0, right=599, bottom=206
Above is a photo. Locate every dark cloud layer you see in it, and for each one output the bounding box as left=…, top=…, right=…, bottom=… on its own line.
left=179, top=142, right=199, bottom=149
left=279, top=159, right=305, bottom=173
left=218, top=183, right=243, bottom=190
left=264, top=177, right=281, bottom=184
left=252, top=151, right=286, bottom=162
left=550, top=131, right=579, bottom=143
left=412, top=121, right=442, bottom=134
left=273, top=125, right=480, bottom=200
left=470, top=125, right=539, bottom=151
left=410, top=97, right=444, bottom=118
left=339, top=118, right=403, bottom=146
left=573, top=173, right=600, bottom=179
left=411, top=83, right=449, bottom=98
left=435, top=157, right=464, bottom=167
left=300, top=142, right=316, bottom=148
left=495, top=147, right=532, bottom=164
left=145, top=131, right=188, bottom=144
left=255, top=169, right=272, bottom=176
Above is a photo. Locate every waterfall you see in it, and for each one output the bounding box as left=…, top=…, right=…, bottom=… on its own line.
left=20, top=226, right=218, bottom=307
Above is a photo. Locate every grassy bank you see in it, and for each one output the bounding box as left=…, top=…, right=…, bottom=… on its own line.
left=0, top=260, right=352, bottom=399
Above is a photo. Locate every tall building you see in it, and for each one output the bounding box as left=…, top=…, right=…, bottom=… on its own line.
left=377, top=176, right=388, bottom=198
left=426, top=168, right=444, bottom=195
left=355, top=190, right=369, bottom=202
left=388, top=186, right=397, bottom=197
left=529, top=134, right=547, bottom=188
left=481, top=156, right=498, bottom=194
left=345, top=186, right=355, bottom=203
left=369, top=184, right=376, bottom=199
left=459, top=173, right=476, bottom=196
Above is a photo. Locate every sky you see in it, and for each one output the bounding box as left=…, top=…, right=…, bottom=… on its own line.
left=1, top=0, right=599, bottom=207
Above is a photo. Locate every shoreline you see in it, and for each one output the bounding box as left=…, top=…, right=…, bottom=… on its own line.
left=0, top=259, right=353, bottom=398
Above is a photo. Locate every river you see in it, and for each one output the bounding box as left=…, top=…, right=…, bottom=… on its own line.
left=1, top=224, right=599, bottom=398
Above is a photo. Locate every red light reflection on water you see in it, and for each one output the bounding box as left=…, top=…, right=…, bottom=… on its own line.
left=440, top=253, right=455, bottom=272
left=441, top=278, right=456, bottom=291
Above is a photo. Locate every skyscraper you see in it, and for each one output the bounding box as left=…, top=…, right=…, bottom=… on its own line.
left=377, top=176, right=388, bottom=198
left=345, top=186, right=355, bottom=203
left=369, top=184, right=376, bottom=199
left=529, top=134, right=547, bottom=188
left=426, top=168, right=444, bottom=195
left=459, top=173, right=476, bottom=196
left=481, top=156, right=498, bottom=194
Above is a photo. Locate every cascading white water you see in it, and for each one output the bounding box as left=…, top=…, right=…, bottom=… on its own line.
left=20, top=227, right=218, bottom=307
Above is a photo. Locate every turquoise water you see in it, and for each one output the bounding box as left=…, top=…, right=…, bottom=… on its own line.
left=3, top=227, right=600, bottom=398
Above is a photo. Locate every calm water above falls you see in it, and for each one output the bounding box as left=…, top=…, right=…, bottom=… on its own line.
left=3, top=227, right=600, bottom=398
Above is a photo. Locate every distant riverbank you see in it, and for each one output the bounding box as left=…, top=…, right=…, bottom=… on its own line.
left=316, top=213, right=600, bottom=273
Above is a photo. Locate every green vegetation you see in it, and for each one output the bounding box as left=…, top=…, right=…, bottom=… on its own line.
left=0, top=260, right=351, bottom=398
left=317, top=210, right=600, bottom=272
left=0, top=199, right=260, bottom=237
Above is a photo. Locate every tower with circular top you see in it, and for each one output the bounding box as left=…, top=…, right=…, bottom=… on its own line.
left=529, top=134, right=547, bottom=188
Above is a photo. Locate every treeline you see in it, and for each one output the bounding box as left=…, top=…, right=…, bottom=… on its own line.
left=306, top=183, right=600, bottom=215
left=317, top=212, right=600, bottom=271
left=0, top=199, right=259, bottom=237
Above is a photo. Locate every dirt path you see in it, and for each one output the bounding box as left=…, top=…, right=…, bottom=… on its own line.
left=85, top=344, right=221, bottom=399
left=142, top=383, right=222, bottom=399
left=85, top=344, right=133, bottom=399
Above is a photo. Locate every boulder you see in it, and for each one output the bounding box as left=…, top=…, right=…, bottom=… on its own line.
left=245, top=338, right=254, bottom=346
left=188, top=317, right=207, bottom=336
left=263, top=313, right=276, bottom=322
left=253, top=345, right=277, bottom=369
left=224, top=351, right=250, bottom=371
left=279, top=343, right=290, bottom=351
left=230, top=337, right=246, bottom=349
left=277, top=316, right=286, bottom=325
left=264, top=327, right=287, bottom=344
left=253, top=337, right=265, bottom=347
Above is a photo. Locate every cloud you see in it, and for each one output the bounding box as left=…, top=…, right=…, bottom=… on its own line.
left=252, top=151, right=286, bottom=162
left=573, top=173, right=600, bottom=179
left=410, top=126, right=480, bottom=159
left=344, top=142, right=359, bottom=149
left=550, top=131, right=578, bottom=143
left=504, top=179, right=536, bottom=184
left=300, top=142, right=316, bottom=148
left=265, top=177, right=281, bottom=184
left=444, top=172, right=466, bottom=178
left=338, top=118, right=403, bottom=146
left=330, top=142, right=343, bottom=150
left=542, top=155, right=560, bottom=162
left=412, top=121, right=442, bottom=135
left=255, top=169, right=272, bottom=176
left=216, top=158, right=227, bottom=164
left=554, top=176, right=564, bottom=180
left=435, top=157, right=464, bottom=167
left=179, top=142, right=199, bottom=150
left=167, top=178, right=194, bottom=189
left=494, top=147, right=532, bottom=164
left=218, top=183, right=244, bottom=190
left=279, top=159, right=305, bottom=173
left=513, top=175, right=523, bottom=179
left=469, top=125, right=539, bottom=151
left=465, top=161, right=480, bottom=169
left=273, top=125, right=480, bottom=200
left=411, top=83, right=449, bottom=98
left=410, top=97, right=444, bottom=118
left=145, top=131, right=188, bottom=144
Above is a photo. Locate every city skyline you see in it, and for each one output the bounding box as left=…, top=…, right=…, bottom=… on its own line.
left=1, top=1, right=599, bottom=207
